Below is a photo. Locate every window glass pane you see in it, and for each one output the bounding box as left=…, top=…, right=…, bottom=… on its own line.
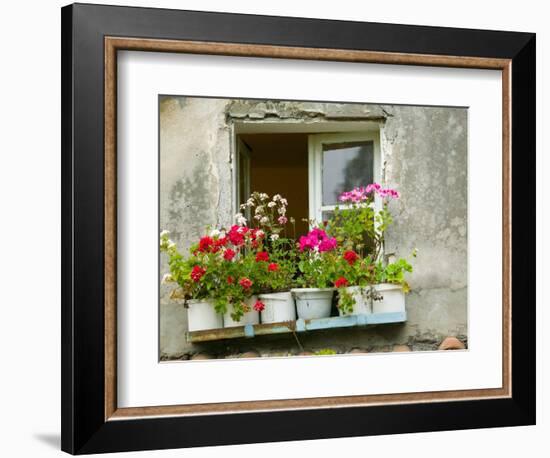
left=322, top=141, right=374, bottom=206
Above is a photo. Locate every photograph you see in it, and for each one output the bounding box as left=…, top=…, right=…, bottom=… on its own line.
left=159, top=95, right=468, bottom=361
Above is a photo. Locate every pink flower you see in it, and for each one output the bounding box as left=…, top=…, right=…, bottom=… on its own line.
left=309, top=228, right=327, bottom=239
left=334, top=277, right=349, bottom=288
left=255, top=251, right=269, bottom=262
left=268, top=263, right=279, bottom=272
left=239, top=278, right=253, bottom=289
left=223, top=249, right=235, bottom=261
left=338, top=183, right=399, bottom=203
left=318, top=237, right=337, bottom=252
left=278, top=216, right=288, bottom=225
left=299, top=228, right=337, bottom=252
left=253, top=300, right=265, bottom=312
left=190, top=265, right=206, bottom=282
left=299, top=234, right=315, bottom=251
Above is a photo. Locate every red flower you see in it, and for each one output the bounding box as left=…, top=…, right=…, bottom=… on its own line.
left=255, top=251, right=269, bottom=262
left=268, top=263, right=279, bottom=272
left=253, top=300, right=265, bottom=312
left=228, top=225, right=247, bottom=246
left=191, top=265, right=206, bottom=282
left=227, top=275, right=234, bottom=284
left=223, top=248, right=236, bottom=261
left=334, top=277, right=349, bottom=288
left=343, top=250, right=359, bottom=265
left=215, top=236, right=228, bottom=248
left=239, top=278, right=253, bottom=289
left=198, top=236, right=214, bottom=253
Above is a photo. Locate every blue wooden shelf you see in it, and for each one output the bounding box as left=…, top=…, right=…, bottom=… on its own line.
left=186, top=311, right=406, bottom=343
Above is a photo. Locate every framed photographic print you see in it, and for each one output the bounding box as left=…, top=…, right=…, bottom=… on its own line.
left=61, top=3, right=536, bottom=454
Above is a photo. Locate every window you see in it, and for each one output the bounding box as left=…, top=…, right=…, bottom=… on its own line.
left=308, top=132, right=381, bottom=223
left=234, top=127, right=382, bottom=236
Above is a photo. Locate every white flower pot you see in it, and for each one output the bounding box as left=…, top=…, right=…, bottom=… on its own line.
left=291, top=288, right=334, bottom=320
left=186, top=299, right=223, bottom=332
left=223, top=296, right=261, bottom=328
left=372, top=283, right=406, bottom=313
left=258, top=291, right=296, bottom=323
left=337, top=286, right=372, bottom=316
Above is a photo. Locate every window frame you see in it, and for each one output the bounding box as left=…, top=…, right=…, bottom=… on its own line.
left=308, top=131, right=382, bottom=224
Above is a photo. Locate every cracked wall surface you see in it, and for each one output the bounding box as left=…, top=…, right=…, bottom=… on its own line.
left=159, top=97, right=468, bottom=359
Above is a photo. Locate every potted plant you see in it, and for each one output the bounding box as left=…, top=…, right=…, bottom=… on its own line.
left=291, top=227, right=338, bottom=319
left=370, top=256, right=414, bottom=314
left=240, top=192, right=298, bottom=323
left=332, top=250, right=375, bottom=316
left=213, top=224, right=262, bottom=328
left=160, top=230, right=223, bottom=331
left=328, top=184, right=415, bottom=315
left=255, top=238, right=297, bottom=323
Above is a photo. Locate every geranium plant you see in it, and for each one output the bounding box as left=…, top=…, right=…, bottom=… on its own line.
left=326, top=184, right=416, bottom=314
left=296, top=227, right=339, bottom=288
left=253, top=237, right=298, bottom=294
left=328, top=183, right=398, bottom=259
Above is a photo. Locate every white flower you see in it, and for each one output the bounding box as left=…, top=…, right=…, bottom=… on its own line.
left=259, top=193, right=269, bottom=200
left=270, top=234, right=279, bottom=241
left=240, top=204, right=247, bottom=210
left=255, top=205, right=264, bottom=214
left=260, top=216, right=269, bottom=224
left=254, top=214, right=262, bottom=220
left=256, top=229, right=265, bottom=238
left=246, top=198, right=254, bottom=206
left=273, top=194, right=281, bottom=201
left=278, top=207, right=286, bottom=215
left=267, top=201, right=276, bottom=208
left=237, top=226, right=246, bottom=234
left=280, top=198, right=288, bottom=206
left=160, top=229, right=170, bottom=237
left=237, top=215, right=247, bottom=226
left=161, top=273, right=174, bottom=284
left=167, top=240, right=176, bottom=250
left=210, top=229, right=220, bottom=237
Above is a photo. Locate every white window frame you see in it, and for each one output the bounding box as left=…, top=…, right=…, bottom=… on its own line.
left=308, top=131, right=382, bottom=224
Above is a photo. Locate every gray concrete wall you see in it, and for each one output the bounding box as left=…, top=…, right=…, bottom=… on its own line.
left=159, top=97, right=467, bottom=359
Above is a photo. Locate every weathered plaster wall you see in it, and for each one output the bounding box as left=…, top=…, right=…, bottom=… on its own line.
left=382, top=105, right=468, bottom=345
left=159, top=97, right=467, bottom=359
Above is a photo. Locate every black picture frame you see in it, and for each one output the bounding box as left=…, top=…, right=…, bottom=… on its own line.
left=61, top=3, right=535, bottom=454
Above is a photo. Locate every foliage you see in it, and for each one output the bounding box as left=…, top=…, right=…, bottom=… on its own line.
left=314, top=348, right=337, bottom=356
left=161, top=184, right=416, bottom=319
left=296, top=227, right=339, bottom=288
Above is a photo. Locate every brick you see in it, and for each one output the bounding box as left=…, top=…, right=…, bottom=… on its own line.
left=438, top=337, right=466, bottom=350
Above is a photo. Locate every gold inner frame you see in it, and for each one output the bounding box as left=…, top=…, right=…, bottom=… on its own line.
left=104, top=37, right=512, bottom=421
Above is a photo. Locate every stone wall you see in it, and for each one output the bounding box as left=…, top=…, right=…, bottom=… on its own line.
left=159, top=96, right=468, bottom=359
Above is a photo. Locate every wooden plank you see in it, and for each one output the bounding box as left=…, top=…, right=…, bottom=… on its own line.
left=186, top=312, right=407, bottom=343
